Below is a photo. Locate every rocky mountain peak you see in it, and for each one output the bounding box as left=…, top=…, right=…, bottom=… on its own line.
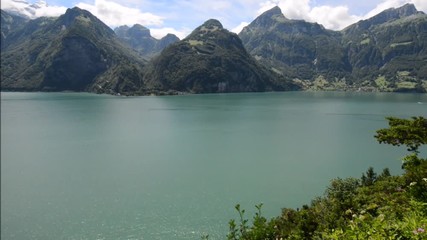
left=243, top=6, right=287, bottom=31
left=127, top=24, right=151, bottom=38
left=261, top=6, right=283, bottom=18
left=345, top=3, right=423, bottom=33
left=393, top=3, right=420, bottom=16
left=60, top=7, right=92, bottom=26
left=201, top=19, right=223, bottom=29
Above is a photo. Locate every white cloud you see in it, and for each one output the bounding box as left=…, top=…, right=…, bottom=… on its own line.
left=258, top=0, right=311, bottom=20
left=76, top=0, right=163, bottom=27
left=34, top=5, right=67, bottom=18
left=309, top=5, right=360, bottom=30
left=231, top=21, right=249, bottom=34
left=365, top=0, right=427, bottom=18
left=411, top=0, right=427, bottom=12
left=150, top=27, right=190, bottom=40
left=1, top=0, right=66, bottom=18
left=364, top=0, right=406, bottom=18
left=256, top=0, right=427, bottom=31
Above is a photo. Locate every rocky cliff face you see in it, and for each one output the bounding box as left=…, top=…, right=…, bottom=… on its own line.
left=1, top=7, right=146, bottom=94
left=114, top=24, right=179, bottom=59
left=142, top=19, right=298, bottom=93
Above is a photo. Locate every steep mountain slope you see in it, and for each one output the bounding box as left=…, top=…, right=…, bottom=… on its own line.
left=143, top=19, right=298, bottom=94
left=239, top=6, right=350, bottom=90
left=114, top=24, right=179, bottom=59
left=1, top=7, right=146, bottom=94
left=342, top=4, right=427, bottom=92
left=240, top=4, right=427, bottom=92
left=1, top=10, right=28, bottom=49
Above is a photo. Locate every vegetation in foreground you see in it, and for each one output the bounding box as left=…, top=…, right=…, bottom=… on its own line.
left=223, top=116, right=427, bottom=239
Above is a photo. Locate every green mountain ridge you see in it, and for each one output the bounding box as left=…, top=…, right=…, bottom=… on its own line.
left=142, top=19, right=299, bottom=94
left=1, top=4, right=427, bottom=94
left=239, top=3, right=427, bottom=92
left=1, top=7, right=146, bottom=94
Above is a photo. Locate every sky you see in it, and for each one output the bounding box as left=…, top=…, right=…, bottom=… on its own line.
left=2, top=0, right=427, bottom=39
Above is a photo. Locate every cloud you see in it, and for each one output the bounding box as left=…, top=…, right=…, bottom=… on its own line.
left=231, top=21, right=249, bottom=34
left=76, top=0, right=163, bottom=27
left=257, top=0, right=357, bottom=30
left=411, top=0, right=427, bottom=12
left=150, top=27, right=190, bottom=40
left=258, top=0, right=311, bottom=20
left=34, top=5, right=67, bottom=18
left=2, top=0, right=66, bottom=18
left=365, top=0, right=427, bottom=18
left=365, top=0, right=407, bottom=18
left=310, top=5, right=360, bottom=30
left=256, top=0, right=427, bottom=31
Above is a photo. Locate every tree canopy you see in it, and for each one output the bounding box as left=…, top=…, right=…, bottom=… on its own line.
left=375, top=116, right=427, bottom=153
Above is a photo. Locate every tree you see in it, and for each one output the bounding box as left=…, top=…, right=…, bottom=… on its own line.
left=375, top=116, right=427, bottom=153
left=375, top=116, right=427, bottom=201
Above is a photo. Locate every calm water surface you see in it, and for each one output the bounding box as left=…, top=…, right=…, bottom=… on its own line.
left=1, top=91, right=426, bottom=239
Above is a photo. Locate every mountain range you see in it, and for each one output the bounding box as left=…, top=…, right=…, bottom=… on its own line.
left=1, top=3, right=426, bottom=94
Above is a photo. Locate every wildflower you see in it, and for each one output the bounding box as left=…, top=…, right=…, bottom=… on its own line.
left=413, top=228, right=425, bottom=235
left=410, top=182, right=417, bottom=186
left=422, top=178, right=427, bottom=182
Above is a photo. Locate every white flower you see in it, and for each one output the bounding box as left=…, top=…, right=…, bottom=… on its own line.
left=410, top=182, right=417, bottom=186
left=422, top=178, right=427, bottom=182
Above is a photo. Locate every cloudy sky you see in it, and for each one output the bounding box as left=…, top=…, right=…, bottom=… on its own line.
left=2, top=0, right=427, bottom=39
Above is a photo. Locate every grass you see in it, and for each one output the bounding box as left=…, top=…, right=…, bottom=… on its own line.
left=188, top=40, right=204, bottom=46
left=397, top=81, right=417, bottom=89
left=360, top=38, right=370, bottom=45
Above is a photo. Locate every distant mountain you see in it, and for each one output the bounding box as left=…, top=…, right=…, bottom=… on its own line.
left=1, top=7, right=146, bottom=94
left=114, top=24, right=179, bottom=59
left=240, top=4, right=427, bottom=92
left=143, top=19, right=299, bottom=93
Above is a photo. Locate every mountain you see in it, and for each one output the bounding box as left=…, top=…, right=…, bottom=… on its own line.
left=342, top=4, right=427, bottom=92
left=239, top=6, right=350, bottom=90
left=114, top=24, right=179, bottom=59
left=142, top=19, right=299, bottom=94
left=1, top=7, right=146, bottom=94
left=240, top=4, right=427, bottom=92
left=1, top=9, right=28, bottom=49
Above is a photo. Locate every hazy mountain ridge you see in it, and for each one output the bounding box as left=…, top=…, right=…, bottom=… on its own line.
left=114, top=24, right=180, bottom=60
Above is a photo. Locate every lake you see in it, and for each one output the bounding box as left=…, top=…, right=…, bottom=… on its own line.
left=1, top=91, right=426, bottom=239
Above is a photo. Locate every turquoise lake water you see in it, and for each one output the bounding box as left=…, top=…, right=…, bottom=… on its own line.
left=1, top=91, right=426, bottom=239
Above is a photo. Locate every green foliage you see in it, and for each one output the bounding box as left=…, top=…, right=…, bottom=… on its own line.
left=375, top=116, right=427, bottom=153
left=226, top=116, right=427, bottom=239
